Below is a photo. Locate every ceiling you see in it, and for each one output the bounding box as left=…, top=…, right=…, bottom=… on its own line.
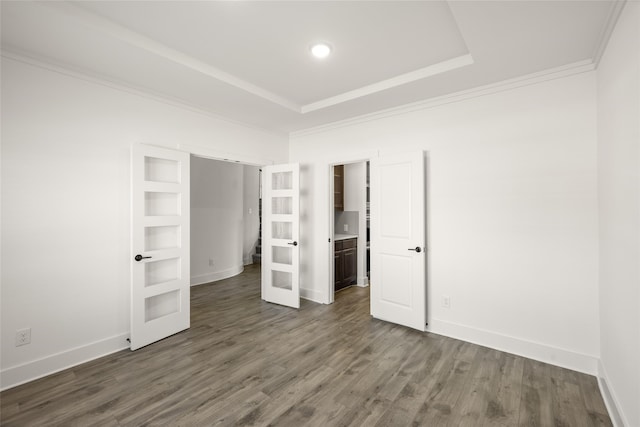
left=1, top=1, right=622, bottom=134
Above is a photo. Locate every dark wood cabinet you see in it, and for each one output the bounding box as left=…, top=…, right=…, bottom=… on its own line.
left=335, top=238, right=357, bottom=291
left=334, top=250, right=343, bottom=289
left=343, top=246, right=357, bottom=285
left=334, top=165, right=344, bottom=211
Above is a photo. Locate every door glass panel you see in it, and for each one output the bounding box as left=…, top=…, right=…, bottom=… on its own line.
left=145, top=226, right=180, bottom=251
left=272, top=246, right=292, bottom=265
left=145, top=258, right=179, bottom=287
left=145, top=290, right=179, bottom=322
left=272, top=171, right=292, bottom=190
left=145, top=192, right=180, bottom=216
left=272, top=221, right=292, bottom=240
left=145, top=156, right=180, bottom=183
left=272, top=270, right=292, bottom=290
left=272, top=197, right=292, bottom=215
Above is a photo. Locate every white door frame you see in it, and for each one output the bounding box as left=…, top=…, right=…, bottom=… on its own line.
left=326, top=152, right=377, bottom=305
left=326, top=151, right=428, bottom=325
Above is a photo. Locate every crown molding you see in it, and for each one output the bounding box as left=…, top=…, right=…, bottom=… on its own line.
left=1, top=49, right=287, bottom=138
left=300, top=54, right=474, bottom=113
left=3, top=48, right=598, bottom=142
left=592, top=0, right=627, bottom=67
left=40, top=1, right=300, bottom=113
left=290, top=59, right=596, bottom=139
left=36, top=1, right=477, bottom=115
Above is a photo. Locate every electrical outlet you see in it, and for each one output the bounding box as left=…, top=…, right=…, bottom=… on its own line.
left=208, top=258, right=214, bottom=267
left=442, top=296, right=451, bottom=309
left=343, top=224, right=348, bottom=232
left=15, top=328, right=31, bottom=346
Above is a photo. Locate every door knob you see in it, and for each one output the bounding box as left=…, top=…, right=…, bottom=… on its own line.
left=134, top=254, right=152, bottom=261
left=408, top=247, right=422, bottom=253
left=288, top=241, right=298, bottom=246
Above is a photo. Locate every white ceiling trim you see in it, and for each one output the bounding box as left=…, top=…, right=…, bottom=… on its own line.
left=291, top=59, right=596, bottom=139
left=0, top=49, right=287, bottom=137
left=592, top=0, right=626, bottom=66
left=42, top=1, right=301, bottom=112
left=40, top=2, right=476, bottom=116
left=4, top=44, right=595, bottom=140
left=300, top=54, right=474, bottom=114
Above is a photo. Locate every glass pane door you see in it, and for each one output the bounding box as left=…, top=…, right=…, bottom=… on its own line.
left=261, top=164, right=300, bottom=308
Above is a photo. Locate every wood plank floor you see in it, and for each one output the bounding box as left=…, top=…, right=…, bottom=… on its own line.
left=1, top=264, right=611, bottom=426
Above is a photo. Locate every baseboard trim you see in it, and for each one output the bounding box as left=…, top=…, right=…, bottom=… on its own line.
left=357, top=276, right=370, bottom=287
left=597, top=360, right=628, bottom=427
left=190, top=265, right=244, bottom=286
left=427, top=319, right=598, bottom=375
left=300, top=287, right=324, bottom=304
left=0, top=333, right=129, bottom=391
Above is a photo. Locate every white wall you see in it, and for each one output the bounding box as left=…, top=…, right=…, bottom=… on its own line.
left=291, top=71, right=600, bottom=374
left=191, top=157, right=244, bottom=285
left=242, top=165, right=260, bottom=265
left=0, top=57, right=288, bottom=389
left=596, top=2, right=640, bottom=426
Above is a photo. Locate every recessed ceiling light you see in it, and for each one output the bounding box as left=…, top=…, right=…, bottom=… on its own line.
left=310, top=43, right=331, bottom=59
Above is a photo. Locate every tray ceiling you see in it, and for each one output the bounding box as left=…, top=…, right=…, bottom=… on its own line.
left=1, top=1, right=621, bottom=133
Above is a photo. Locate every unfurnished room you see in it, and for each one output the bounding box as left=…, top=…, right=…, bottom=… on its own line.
left=1, top=1, right=638, bottom=426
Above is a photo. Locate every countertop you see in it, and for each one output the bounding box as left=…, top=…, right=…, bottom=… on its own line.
left=334, top=234, right=358, bottom=241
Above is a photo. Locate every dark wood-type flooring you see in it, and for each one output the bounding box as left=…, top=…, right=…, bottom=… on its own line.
left=1, top=264, right=612, bottom=426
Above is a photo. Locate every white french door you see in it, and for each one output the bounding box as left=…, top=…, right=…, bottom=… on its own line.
left=370, top=151, right=426, bottom=331
left=130, top=144, right=190, bottom=350
left=261, top=163, right=300, bottom=308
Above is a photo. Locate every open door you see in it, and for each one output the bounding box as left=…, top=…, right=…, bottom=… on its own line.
left=130, top=144, right=190, bottom=350
left=370, top=151, right=426, bottom=331
left=261, top=163, right=300, bottom=308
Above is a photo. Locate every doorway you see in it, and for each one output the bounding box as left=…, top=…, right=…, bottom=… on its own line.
left=190, top=155, right=262, bottom=286
left=328, top=152, right=428, bottom=332
left=329, top=160, right=370, bottom=303
left=132, top=145, right=426, bottom=351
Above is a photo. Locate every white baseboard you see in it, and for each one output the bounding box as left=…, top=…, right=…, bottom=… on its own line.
left=427, top=319, right=598, bottom=375
left=243, top=256, right=254, bottom=266
left=357, top=276, right=369, bottom=287
left=597, top=360, right=628, bottom=427
left=0, top=333, right=129, bottom=391
left=190, top=265, right=244, bottom=286
left=301, top=287, right=325, bottom=304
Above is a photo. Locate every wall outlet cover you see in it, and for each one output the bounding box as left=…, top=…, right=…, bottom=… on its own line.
left=442, top=296, right=451, bottom=309
left=15, top=328, right=31, bottom=346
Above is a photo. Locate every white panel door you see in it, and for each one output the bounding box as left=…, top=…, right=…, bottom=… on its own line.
left=370, top=151, right=426, bottom=331
left=130, top=144, right=190, bottom=350
left=261, top=163, right=300, bottom=308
